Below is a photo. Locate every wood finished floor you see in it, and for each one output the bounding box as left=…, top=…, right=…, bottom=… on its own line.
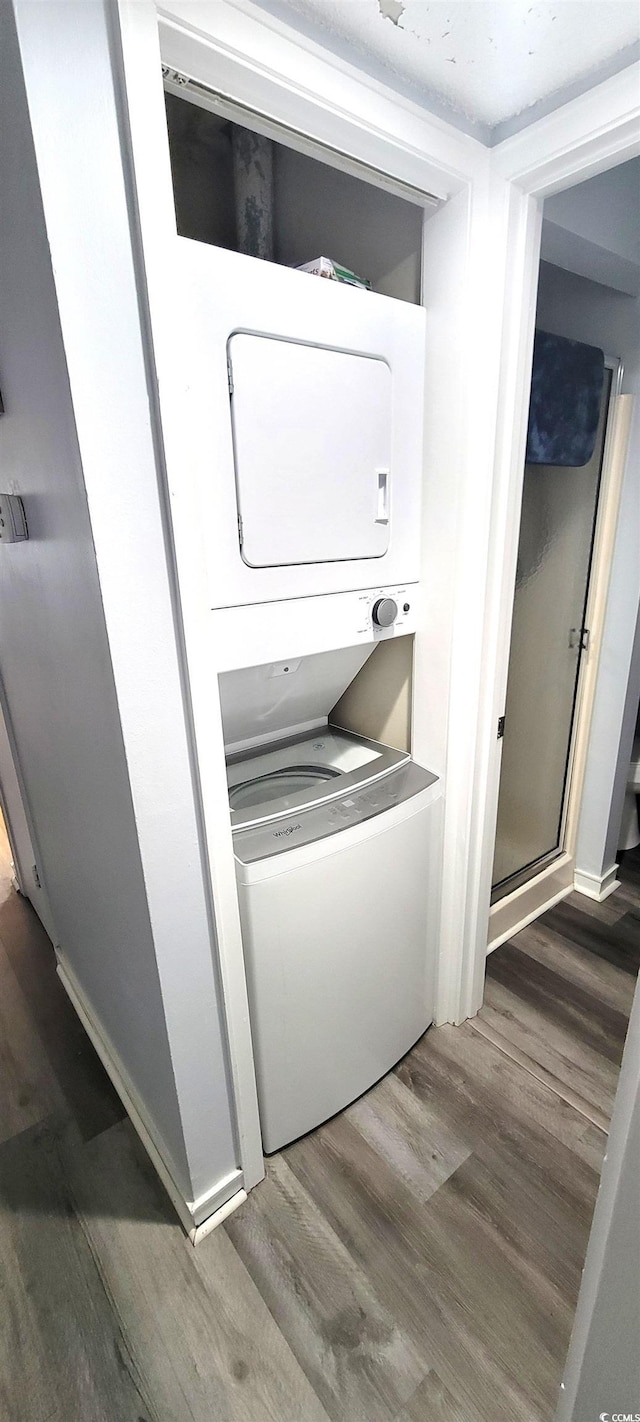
left=0, top=820, right=638, bottom=1422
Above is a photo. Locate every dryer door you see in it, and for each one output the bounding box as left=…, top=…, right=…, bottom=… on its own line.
left=229, top=334, right=392, bottom=567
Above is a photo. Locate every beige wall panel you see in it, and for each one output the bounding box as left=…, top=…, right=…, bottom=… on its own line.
left=331, top=637, right=413, bottom=752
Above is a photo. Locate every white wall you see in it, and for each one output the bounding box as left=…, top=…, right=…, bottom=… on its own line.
left=3, top=0, right=239, bottom=1218
left=535, top=260, right=640, bottom=883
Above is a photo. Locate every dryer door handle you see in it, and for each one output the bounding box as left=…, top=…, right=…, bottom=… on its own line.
left=375, top=467, right=390, bottom=524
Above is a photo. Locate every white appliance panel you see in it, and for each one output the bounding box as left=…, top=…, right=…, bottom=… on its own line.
left=236, top=782, right=440, bottom=1153
left=229, top=335, right=392, bottom=568
left=219, top=643, right=375, bottom=750
left=177, top=240, right=426, bottom=607
left=210, top=584, right=419, bottom=673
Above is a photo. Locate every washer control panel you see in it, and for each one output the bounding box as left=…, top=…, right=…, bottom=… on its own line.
left=357, top=586, right=416, bottom=639
left=211, top=583, right=419, bottom=670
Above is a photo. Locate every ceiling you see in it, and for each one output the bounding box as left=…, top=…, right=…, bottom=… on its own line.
left=252, top=0, right=640, bottom=143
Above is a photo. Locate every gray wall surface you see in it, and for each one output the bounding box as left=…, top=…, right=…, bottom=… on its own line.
left=542, top=158, right=640, bottom=295
left=557, top=973, right=640, bottom=1420
left=274, top=145, right=424, bottom=303
left=2, top=0, right=239, bottom=1209
left=535, top=260, right=640, bottom=882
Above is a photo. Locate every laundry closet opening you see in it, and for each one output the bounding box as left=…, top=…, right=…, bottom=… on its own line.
left=163, top=88, right=428, bottom=304
left=158, top=61, right=441, bottom=1162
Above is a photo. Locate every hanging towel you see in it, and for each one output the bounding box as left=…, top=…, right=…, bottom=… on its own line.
left=526, top=329, right=605, bottom=467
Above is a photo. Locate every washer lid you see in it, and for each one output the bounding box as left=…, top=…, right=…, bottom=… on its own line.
left=233, top=761, right=438, bottom=865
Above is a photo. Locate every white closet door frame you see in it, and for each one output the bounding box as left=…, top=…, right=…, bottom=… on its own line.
left=475, top=70, right=640, bottom=983
left=112, top=0, right=640, bottom=1193
left=112, top=0, right=493, bottom=1190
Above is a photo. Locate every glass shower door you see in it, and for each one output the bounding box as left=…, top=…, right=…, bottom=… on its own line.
left=492, top=368, right=612, bottom=898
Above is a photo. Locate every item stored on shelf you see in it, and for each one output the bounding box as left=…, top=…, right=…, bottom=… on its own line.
left=296, top=255, right=371, bottom=289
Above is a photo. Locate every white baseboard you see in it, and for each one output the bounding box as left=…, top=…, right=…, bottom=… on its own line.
left=487, top=885, right=573, bottom=954
left=487, top=853, right=574, bottom=954
left=573, top=864, right=621, bottom=902
left=56, top=952, right=245, bottom=1243
left=191, top=1188, right=248, bottom=1245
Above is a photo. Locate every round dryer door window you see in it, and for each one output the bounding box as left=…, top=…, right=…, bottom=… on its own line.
left=229, top=764, right=340, bottom=813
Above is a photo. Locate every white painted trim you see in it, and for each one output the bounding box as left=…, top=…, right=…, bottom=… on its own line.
left=492, top=62, right=640, bottom=195
left=562, top=393, right=634, bottom=862
left=487, top=853, right=574, bottom=953
left=574, top=865, right=621, bottom=902
left=488, top=888, right=574, bottom=955
left=56, top=952, right=244, bottom=1236
left=112, top=0, right=265, bottom=1195
left=450, top=179, right=543, bottom=1019
left=191, top=1188, right=247, bottom=1246
left=161, top=71, right=439, bottom=212
left=159, top=0, right=485, bottom=195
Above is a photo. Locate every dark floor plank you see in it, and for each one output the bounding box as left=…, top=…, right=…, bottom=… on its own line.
left=0, top=941, right=66, bottom=1145
left=404, top=1028, right=602, bottom=1275
left=66, top=1119, right=331, bottom=1422
left=225, top=1152, right=427, bottom=1422
left=0, top=887, right=124, bottom=1142
left=563, top=886, right=627, bottom=924
left=540, top=899, right=640, bottom=977
left=510, top=916, right=637, bottom=1017
left=0, top=1115, right=155, bottom=1422
left=404, top=1021, right=607, bottom=1177
left=487, top=941, right=629, bottom=1063
left=482, top=941, right=626, bottom=1120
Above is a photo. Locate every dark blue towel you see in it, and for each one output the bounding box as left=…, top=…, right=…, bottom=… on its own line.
left=526, top=329, right=605, bottom=467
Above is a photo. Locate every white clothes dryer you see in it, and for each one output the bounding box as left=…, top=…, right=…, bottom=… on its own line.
left=177, top=240, right=426, bottom=609
left=227, top=727, right=441, bottom=1153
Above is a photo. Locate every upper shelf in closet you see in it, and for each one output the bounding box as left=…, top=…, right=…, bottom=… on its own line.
left=164, top=90, right=425, bottom=306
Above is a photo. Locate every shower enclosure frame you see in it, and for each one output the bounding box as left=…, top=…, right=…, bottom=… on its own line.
left=488, top=355, right=629, bottom=951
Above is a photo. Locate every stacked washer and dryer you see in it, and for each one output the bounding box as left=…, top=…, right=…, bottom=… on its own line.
left=180, top=239, right=441, bottom=1153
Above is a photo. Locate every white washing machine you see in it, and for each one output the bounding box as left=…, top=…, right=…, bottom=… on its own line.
left=227, top=726, right=441, bottom=1153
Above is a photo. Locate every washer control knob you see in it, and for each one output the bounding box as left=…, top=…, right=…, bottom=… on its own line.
left=372, top=597, right=398, bottom=628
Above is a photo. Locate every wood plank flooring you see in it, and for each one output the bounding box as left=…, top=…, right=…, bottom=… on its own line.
left=480, top=861, right=640, bottom=1127
left=0, top=815, right=637, bottom=1422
